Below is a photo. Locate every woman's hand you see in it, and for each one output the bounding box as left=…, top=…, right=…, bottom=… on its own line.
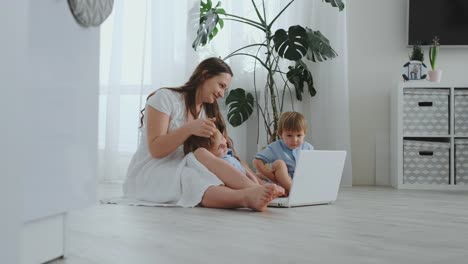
left=187, top=117, right=217, bottom=137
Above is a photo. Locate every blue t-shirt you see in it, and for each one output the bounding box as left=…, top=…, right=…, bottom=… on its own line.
left=222, top=149, right=246, bottom=174
left=255, top=140, right=313, bottom=177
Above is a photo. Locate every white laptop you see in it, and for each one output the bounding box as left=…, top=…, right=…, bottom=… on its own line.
left=268, top=150, right=347, bottom=208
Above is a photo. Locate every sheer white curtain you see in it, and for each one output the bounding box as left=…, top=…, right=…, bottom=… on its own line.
left=229, top=0, right=353, bottom=185
left=99, top=0, right=352, bottom=185
left=98, top=0, right=276, bottom=182
left=99, top=0, right=199, bottom=182
left=296, top=0, right=352, bottom=186
left=246, top=0, right=352, bottom=185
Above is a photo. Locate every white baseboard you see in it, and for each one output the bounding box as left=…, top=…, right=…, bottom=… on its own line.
left=21, top=213, right=66, bottom=264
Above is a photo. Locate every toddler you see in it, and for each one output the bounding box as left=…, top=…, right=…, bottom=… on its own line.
left=253, top=111, right=313, bottom=194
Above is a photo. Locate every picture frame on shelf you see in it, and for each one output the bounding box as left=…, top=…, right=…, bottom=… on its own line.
left=402, top=60, right=427, bottom=81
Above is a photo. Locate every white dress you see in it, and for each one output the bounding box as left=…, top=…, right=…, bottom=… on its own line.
left=123, top=89, right=223, bottom=207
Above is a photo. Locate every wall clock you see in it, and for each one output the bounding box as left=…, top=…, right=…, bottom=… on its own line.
left=68, top=0, right=114, bottom=27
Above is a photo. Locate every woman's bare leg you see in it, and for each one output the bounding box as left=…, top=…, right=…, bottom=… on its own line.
left=193, top=148, right=258, bottom=190
left=201, top=184, right=282, bottom=211
left=271, top=160, right=292, bottom=195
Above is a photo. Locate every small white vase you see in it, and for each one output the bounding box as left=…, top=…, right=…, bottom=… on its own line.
left=428, top=69, right=443, bottom=82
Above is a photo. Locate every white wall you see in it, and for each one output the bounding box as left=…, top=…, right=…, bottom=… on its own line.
left=0, top=1, right=28, bottom=262
left=348, top=0, right=468, bottom=185
left=1, top=0, right=99, bottom=260
left=22, top=0, right=99, bottom=221
left=22, top=0, right=99, bottom=222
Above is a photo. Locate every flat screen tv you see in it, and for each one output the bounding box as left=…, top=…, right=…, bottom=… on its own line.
left=408, top=0, right=468, bottom=46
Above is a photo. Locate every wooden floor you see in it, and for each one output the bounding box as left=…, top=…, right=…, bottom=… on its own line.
left=51, top=184, right=468, bottom=264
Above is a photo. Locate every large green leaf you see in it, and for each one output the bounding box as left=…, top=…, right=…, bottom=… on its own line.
left=286, top=60, right=315, bottom=101
left=305, top=27, right=337, bottom=62
left=273, top=25, right=308, bottom=61
left=322, top=0, right=345, bottom=11
left=192, top=0, right=225, bottom=50
left=225, top=88, right=254, bottom=127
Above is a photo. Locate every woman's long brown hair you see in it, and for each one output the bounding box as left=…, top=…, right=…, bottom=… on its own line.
left=140, top=57, right=233, bottom=143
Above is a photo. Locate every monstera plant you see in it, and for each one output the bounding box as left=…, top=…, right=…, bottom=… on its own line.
left=193, top=0, right=344, bottom=143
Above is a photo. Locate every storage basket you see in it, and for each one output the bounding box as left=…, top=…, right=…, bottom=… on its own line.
left=403, top=88, right=449, bottom=135
left=454, top=90, right=468, bottom=135
left=455, top=139, right=468, bottom=185
left=403, top=140, right=450, bottom=184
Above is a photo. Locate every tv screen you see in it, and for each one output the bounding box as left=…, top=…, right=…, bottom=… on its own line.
left=408, top=0, right=468, bottom=46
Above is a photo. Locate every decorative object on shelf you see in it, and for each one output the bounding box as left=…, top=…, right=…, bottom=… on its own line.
left=192, top=0, right=344, bottom=143
left=402, top=43, right=427, bottom=81
left=68, top=0, right=114, bottom=27
left=428, top=36, right=442, bottom=82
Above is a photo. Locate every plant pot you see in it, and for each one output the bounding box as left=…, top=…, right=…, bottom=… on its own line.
left=428, top=69, right=443, bottom=82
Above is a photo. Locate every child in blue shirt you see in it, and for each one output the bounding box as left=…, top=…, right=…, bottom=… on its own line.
left=254, top=111, right=313, bottom=195
left=184, top=129, right=261, bottom=184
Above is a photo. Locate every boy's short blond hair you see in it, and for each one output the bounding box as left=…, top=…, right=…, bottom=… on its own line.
left=277, top=111, right=307, bottom=135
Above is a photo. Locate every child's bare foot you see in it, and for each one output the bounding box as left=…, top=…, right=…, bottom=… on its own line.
left=243, top=184, right=283, bottom=211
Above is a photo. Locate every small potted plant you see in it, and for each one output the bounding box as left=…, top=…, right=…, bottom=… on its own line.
left=428, top=36, right=442, bottom=82
left=409, top=43, right=424, bottom=62
left=402, top=43, right=427, bottom=81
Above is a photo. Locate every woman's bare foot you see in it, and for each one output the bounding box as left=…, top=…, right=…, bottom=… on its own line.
left=274, top=185, right=286, bottom=196
left=243, top=184, right=284, bottom=211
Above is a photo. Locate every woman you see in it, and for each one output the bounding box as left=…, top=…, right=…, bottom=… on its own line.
left=123, top=57, right=284, bottom=211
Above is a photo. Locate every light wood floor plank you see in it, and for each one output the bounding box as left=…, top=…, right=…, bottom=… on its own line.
left=51, top=185, right=468, bottom=264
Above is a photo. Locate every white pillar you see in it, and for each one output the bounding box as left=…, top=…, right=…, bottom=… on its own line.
left=0, top=1, right=28, bottom=263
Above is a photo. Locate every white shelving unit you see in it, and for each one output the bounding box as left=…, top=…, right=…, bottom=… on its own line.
left=391, top=81, right=468, bottom=190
